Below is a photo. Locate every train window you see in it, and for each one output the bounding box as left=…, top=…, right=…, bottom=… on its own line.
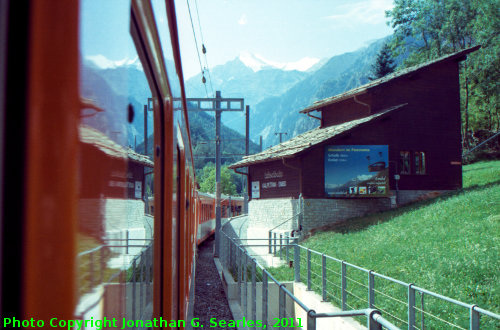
left=77, top=0, right=155, bottom=325
left=151, top=0, right=181, bottom=100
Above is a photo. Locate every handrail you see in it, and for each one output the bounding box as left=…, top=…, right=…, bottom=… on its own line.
left=223, top=234, right=500, bottom=329
left=219, top=231, right=403, bottom=330
left=269, top=211, right=302, bottom=232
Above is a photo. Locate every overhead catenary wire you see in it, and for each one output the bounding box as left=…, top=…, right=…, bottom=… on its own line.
left=186, top=0, right=209, bottom=98
left=194, top=0, right=215, bottom=97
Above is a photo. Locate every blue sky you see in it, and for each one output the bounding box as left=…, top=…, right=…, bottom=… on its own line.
left=175, top=0, right=394, bottom=78
left=80, top=0, right=394, bottom=79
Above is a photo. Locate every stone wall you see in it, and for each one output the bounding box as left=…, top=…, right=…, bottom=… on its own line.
left=244, top=190, right=452, bottom=235
left=248, top=198, right=300, bottom=231
left=78, top=198, right=151, bottom=243
left=396, top=190, right=450, bottom=205
left=302, top=198, right=391, bottom=232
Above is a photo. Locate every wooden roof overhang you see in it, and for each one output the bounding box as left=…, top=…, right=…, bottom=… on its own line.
left=79, top=125, right=154, bottom=168
left=229, top=103, right=407, bottom=169
left=299, top=45, right=480, bottom=114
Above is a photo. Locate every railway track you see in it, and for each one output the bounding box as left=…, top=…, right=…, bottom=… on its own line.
left=194, top=236, right=234, bottom=328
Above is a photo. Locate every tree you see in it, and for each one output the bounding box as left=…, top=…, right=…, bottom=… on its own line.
left=369, top=43, right=396, bottom=80
left=386, top=0, right=500, bottom=142
left=198, top=163, right=237, bottom=196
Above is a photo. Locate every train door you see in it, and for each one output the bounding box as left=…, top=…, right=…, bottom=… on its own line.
left=176, top=126, right=187, bottom=321
left=173, top=143, right=182, bottom=322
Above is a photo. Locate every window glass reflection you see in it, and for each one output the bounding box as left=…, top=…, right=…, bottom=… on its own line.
left=77, top=0, right=155, bottom=325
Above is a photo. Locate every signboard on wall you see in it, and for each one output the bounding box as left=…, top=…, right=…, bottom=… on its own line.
left=325, top=145, right=389, bottom=197
left=135, top=181, right=142, bottom=199
left=251, top=181, right=260, bottom=198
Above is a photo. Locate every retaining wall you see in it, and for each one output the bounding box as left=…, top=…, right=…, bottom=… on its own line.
left=248, top=198, right=299, bottom=231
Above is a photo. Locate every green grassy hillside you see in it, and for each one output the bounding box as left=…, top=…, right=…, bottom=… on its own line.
left=300, top=160, right=499, bottom=327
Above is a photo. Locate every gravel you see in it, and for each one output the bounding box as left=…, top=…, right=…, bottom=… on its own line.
left=194, top=236, right=234, bottom=328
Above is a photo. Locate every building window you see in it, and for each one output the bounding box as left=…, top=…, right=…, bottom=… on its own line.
left=415, top=151, right=426, bottom=174
left=400, top=151, right=411, bottom=174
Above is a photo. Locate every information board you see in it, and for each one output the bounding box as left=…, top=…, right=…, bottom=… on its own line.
left=324, top=145, right=389, bottom=197
left=251, top=181, right=260, bottom=199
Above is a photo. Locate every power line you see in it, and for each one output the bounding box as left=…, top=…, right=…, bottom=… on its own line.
left=193, top=0, right=215, bottom=97
left=186, top=0, right=209, bottom=98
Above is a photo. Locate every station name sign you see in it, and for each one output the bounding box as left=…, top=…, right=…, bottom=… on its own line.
left=324, top=145, right=389, bottom=197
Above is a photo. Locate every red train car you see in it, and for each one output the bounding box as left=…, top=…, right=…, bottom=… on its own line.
left=197, top=192, right=244, bottom=244
left=0, top=0, right=241, bottom=328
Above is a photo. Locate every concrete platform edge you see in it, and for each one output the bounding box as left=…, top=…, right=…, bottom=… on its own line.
left=214, top=257, right=250, bottom=330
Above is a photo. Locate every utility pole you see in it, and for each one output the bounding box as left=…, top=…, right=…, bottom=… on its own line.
left=215, top=91, right=222, bottom=258
left=186, top=91, right=244, bottom=257
left=275, top=132, right=287, bottom=143
left=244, top=105, right=250, bottom=213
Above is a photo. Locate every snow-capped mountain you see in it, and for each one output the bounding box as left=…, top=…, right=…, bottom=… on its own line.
left=85, top=54, right=143, bottom=71
left=238, top=51, right=321, bottom=72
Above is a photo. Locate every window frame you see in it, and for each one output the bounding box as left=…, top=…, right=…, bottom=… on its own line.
left=415, top=151, right=427, bottom=175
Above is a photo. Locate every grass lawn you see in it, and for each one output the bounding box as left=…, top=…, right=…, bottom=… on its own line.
left=271, top=160, right=500, bottom=328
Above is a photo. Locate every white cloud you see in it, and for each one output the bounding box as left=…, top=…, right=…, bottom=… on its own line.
left=238, top=14, right=248, bottom=25
left=325, top=0, right=393, bottom=25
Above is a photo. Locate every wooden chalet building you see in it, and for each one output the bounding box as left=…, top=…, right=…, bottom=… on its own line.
left=229, top=46, right=479, bottom=232
left=79, top=125, right=154, bottom=238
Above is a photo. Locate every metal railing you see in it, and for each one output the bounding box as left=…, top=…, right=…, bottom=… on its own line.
left=268, top=211, right=302, bottom=254
left=219, top=231, right=399, bottom=329
left=76, top=238, right=154, bottom=328
left=264, top=233, right=500, bottom=330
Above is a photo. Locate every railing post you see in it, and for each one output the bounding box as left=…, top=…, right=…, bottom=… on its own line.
left=268, top=231, right=272, bottom=254
left=279, top=233, right=283, bottom=259
left=252, top=259, right=256, bottom=321
left=307, top=310, right=316, bottom=330
left=140, top=251, right=144, bottom=317
left=243, top=253, right=248, bottom=315
left=368, top=270, right=375, bottom=329
left=322, top=254, right=327, bottom=301
left=262, top=271, right=268, bottom=328
left=238, top=246, right=242, bottom=302
left=307, top=249, right=311, bottom=290
left=408, top=283, right=415, bottom=330
left=420, top=292, right=425, bottom=330
left=273, top=232, right=277, bottom=255
left=368, top=271, right=375, bottom=308
left=470, top=305, right=480, bottom=330
left=294, top=240, right=300, bottom=282
left=368, top=309, right=383, bottom=330
left=285, top=235, right=289, bottom=262
left=341, top=261, right=347, bottom=310
left=279, top=285, right=285, bottom=330
left=132, top=258, right=136, bottom=320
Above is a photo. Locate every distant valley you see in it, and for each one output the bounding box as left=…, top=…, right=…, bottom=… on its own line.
left=185, top=36, right=399, bottom=148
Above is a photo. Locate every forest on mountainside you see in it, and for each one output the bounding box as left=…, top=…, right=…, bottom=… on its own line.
left=386, top=0, right=499, bottom=152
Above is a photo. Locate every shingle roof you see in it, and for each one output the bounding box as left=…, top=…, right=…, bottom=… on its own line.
left=79, top=125, right=154, bottom=167
left=299, top=45, right=480, bottom=114
left=229, top=103, right=407, bottom=169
